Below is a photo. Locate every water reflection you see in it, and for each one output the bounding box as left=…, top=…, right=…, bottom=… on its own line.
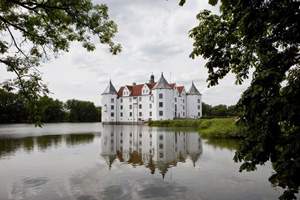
left=101, top=126, right=203, bottom=178
left=0, top=134, right=95, bottom=158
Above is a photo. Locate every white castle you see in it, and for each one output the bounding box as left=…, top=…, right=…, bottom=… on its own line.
left=101, top=74, right=202, bottom=124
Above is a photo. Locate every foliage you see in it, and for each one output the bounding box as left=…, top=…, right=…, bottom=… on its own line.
left=36, top=96, right=67, bottom=122
left=149, top=118, right=243, bottom=139
left=0, top=90, right=100, bottom=123
left=199, top=118, right=244, bottom=139
left=0, top=89, right=28, bottom=123
left=148, top=118, right=202, bottom=127
left=202, top=102, right=212, bottom=116
left=202, top=101, right=239, bottom=117
left=65, top=99, right=100, bottom=122
left=189, top=0, right=300, bottom=199
left=0, top=0, right=121, bottom=125
left=211, top=104, right=227, bottom=116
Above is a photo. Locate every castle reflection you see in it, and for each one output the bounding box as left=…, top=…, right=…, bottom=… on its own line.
left=101, top=126, right=203, bottom=178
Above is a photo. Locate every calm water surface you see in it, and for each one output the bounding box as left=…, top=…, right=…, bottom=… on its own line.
left=0, top=123, right=288, bottom=200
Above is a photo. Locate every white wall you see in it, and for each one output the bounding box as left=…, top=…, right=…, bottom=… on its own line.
left=187, top=94, right=202, bottom=118
left=152, top=89, right=174, bottom=120
left=101, top=94, right=118, bottom=122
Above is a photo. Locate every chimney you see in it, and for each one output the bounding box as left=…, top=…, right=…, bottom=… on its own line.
left=132, top=82, right=136, bottom=86
left=149, top=74, right=155, bottom=83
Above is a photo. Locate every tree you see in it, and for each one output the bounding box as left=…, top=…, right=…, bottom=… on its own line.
left=36, top=96, right=67, bottom=122
left=0, top=89, right=28, bottom=123
left=65, top=99, right=99, bottom=122
left=211, top=104, right=228, bottom=116
left=0, top=0, right=121, bottom=124
left=202, top=102, right=212, bottom=116
left=189, top=0, right=300, bottom=199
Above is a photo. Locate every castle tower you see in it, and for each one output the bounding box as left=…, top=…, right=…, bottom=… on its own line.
left=101, top=80, right=118, bottom=124
left=152, top=73, right=174, bottom=120
left=186, top=82, right=202, bottom=118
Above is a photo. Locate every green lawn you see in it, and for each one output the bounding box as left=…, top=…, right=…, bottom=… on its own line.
left=148, top=118, right=245, bottom=139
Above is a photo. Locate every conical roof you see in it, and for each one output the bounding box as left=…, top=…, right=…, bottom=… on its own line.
left=187, top=82, right=201, bottom=95
left=152, top=73, right=172, bottom=90
left=102, top=80, right=117, bottom=95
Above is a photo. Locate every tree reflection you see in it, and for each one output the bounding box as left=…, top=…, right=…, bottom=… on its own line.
left=0, top=133, right=95, bottom=158
left=101, top=126, right=203, bottom=178
left=66, top=134, right=95, bottom=147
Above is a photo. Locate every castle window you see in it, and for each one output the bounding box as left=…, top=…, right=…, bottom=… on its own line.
left=159, top=135, right=163, bottom=140
left=143, top=90, right=145, bottom=93
left=129, top=105, right=132, bottom=109
left=198, top=105, right=200, bottom=109
left=159, top=152, right=163, bottom=158
left=183, top=99, right=185, bottom=103
left=146, top=89, right=148, bottom=93
left=129, top=112, right=132, bottom=117
left=175, top=98, right=177, bottom=102
left=149, top=104, right=152, bottom=109
left=159, top=102, right=163, bottom=107
left=111, top=105, right=114, bottom=109
left=159, top=93, right=163, bottom=99
left=111, top=98, right=114, bottom=103
left=139, top=112, right=142, bottom=117
left=198, top=112, right=201, bottom=116
left=120, top=105, right=123, bottom=110
left=111, top=112, right=114, bottom=117
left=149, top=112, right=152, bottom=116
left=159, top=111, right=163, bottom=116
left=139, top=104, right=142, bottom=109
left=183, top=105, right=185, bottom=110
left=120, top=99, right=123, bottom=103
left=159, top=143, right=163, bottom=149
left=198, top=99, right=200, bottom=103
left=129, top=98, right=132, bottom=102
left=120, top=112, right=123, bottom=117
left=183, top=112, right=185, bottom=116
left=139, top=96, right=142, bottom=101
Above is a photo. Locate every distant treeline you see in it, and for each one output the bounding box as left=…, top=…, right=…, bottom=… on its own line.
left=202, top=102, right=241, bottom=117
left=0, top=89, right=101, bottom=123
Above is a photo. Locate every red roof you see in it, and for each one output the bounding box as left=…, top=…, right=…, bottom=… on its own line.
left=170, top=83, right=176, bottom=89
left=117, top=82, right=185, bottom=98
left=118, top=86, right=125, bottom=97
left=177, top=86, right=184, bottom=94
left=118, top=82, right=157, bottom=98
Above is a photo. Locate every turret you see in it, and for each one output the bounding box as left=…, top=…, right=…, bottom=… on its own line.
left=186, top=82, right=202, bottom=118
left=101, top=80, right=118, bottom=124
left=152, top=73, right=174, bottom=120
left=149, top=74, right=155, bottom=84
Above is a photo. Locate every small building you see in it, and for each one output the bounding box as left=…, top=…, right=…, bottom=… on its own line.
left=101, top=74, right=202, bottom=124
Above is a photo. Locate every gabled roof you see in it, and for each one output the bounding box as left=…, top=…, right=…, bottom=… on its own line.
left=152, top=74, right=172, bottom=90
left=187, top=82, right=201, bottom=95
left=170, top=83, right=176, bottom=89
left=118, top=86, right=125, bottom=97
left=177, top=86, right=184, bottom=94
left=146, top=82, right=156, bottom=89
left=102, top=80, right=118, bottom=95
left=118, top=82, right=157, bottom=98
left=131, top=84, right=144, bottom=96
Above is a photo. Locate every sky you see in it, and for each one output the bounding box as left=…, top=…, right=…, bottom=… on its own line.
left=1, top=0, right=252, bottom=107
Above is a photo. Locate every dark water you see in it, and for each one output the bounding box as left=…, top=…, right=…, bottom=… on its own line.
left=0, top=123, right=288, bottom=200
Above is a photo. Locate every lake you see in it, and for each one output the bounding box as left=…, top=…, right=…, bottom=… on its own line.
left=0, top=123, right=289, bottom=200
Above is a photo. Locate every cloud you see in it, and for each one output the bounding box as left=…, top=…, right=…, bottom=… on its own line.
left=10, top=0, right=246, bottom=106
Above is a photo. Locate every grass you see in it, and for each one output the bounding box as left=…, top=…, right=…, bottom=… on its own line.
left=148, top=118, right=245, bottom=139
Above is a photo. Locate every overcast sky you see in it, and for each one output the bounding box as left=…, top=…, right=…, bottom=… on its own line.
left=1, top=0, right=251, bottom=106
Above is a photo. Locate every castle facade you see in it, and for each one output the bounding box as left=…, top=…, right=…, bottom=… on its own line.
left=101, top=74, right=202, bottom=124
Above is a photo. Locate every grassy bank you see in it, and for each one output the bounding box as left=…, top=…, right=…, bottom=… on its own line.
left=148, top=118, right=245, bottom=139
